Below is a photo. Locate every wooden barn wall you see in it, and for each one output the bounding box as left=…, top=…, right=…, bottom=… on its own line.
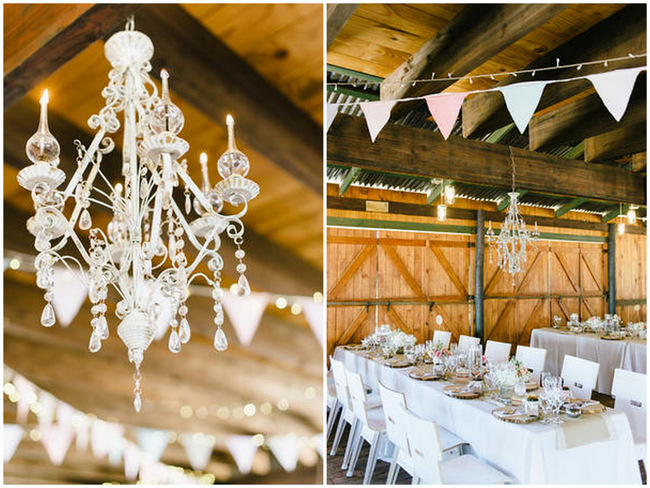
left=327, top=225, right=646, bottom=357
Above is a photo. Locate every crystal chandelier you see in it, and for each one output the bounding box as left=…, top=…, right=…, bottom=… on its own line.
left=18, top=18, right=259, bottom=411
left=486, top=147, right=539, bottom=284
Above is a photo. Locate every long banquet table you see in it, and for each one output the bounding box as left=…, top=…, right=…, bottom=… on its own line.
left=335, top=347, right=641, bottom=484
left=530, top=327, right=647, bottom=395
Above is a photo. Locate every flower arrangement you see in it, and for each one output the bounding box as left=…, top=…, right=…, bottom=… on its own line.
left=509, top=357, right=532, bottom=382
left=389, top=329, right=416, bottom=353
left=426, top=340, right=450, bottom=359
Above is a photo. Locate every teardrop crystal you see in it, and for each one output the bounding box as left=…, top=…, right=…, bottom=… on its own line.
left=95, top=315, right=109, bottom=340
left=185, top=193, right=192, bottom=214
left=134, top=392, right=142, bottom=412
left=89, top=331, right=101, bottom=353
left=79, top=209, right=92, bottom=230
left=36, top=269, right=53, bottom=289
left=35, top=232, right=51, bottom=252
left=237, top=274, right=251, bottom=296
left=168, top=328, right=181, bottom=353
left=179, top=317, right=191, bottom=344
left=40, top=303, right=56, bottom=327
left=214, top=327, right=228, bottom=351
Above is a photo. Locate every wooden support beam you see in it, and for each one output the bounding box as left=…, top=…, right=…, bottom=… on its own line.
left=328, top=115, right=646, bottom=204
left=327, top=245, right=375, bottom=298
left=485, top=124, right=515, bottom=144
left=336, top=308, right=368, bottom=346
left=136, top=4, right=322, bottom=194
left=474, top=210, right=485, bottom=342
left=383, top=245, right=426, bottom=298
left=380, top=4, right=567, bottom=118
left=339, top=167, right=361, bottom=196
left=4, top=4, right=144, bottom=109
left=462, top=5, right=647, bottom=138
left=629, top=152, right=647, bottom=173
left=427, top=181, right=443, bottom=205
left=584, top=122, right=646, bottom=163
left=429, top=245, right=468, bottom=297
left=553, top=252, right=580, bottom=293
left=607, top=223, right=617, bottom=314
left=555, top=197, right=588, bottom=218
left=581, top=253, right=603, bottom=292
left=564, top=141, right=585, bottom=160
left=327, top=4, right=358, bottom=48
left=603, top=204, right=630, bottom=223
left=529, top=82, right=646, bottom=151
left=497, top=190, right=528, bottom=212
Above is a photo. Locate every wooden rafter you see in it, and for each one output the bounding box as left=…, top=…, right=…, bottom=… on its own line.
left=327, top=4, right=358, bottom=48
left=555, top=198, right=588, bottom=218
left=584, top=122, right=647, bottom=163
left=383, top=245, right=426, bottom=299
left=327, top=244, right=375, bottom=297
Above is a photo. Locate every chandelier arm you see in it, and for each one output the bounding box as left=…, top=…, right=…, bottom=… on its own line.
left=67, top=155, right=105, bottom=231
left=62, top=128, right=107, bottom=200
left=173, top=161, right=217, bottom=215
left=187, top=272, right=215, bottom=288
left=86, top=197, right=115, bottom=211
left=43, top=209, right=94, bottom=266
left=146, top=161, right=167, bottom=253
left=49, top=253, right=89, bottom=285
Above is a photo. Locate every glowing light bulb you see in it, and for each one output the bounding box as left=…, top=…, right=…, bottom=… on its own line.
left=25, top=89, right=60, bottom=165
left=617, top=222, right=625, bottom=235
left=437, top=204, right=447, bottom=221
left=627, top=209, right=637, bottom=225
left=217, top=114, right=249, bottom=178
left=150, top=69, right=184, bottom=134
left=443, top=184, right=456, bottom=205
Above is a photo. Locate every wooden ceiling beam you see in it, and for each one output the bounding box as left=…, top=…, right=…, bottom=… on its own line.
left=327, top=4, right=359, bottom=49
left=380, top=4, right=567, bottom=117
left=328, top=114, right=646, bottom=204
left=4, top=4, right=144, bottom=109
left=529, top=79, right=646, bottom=151
left=462, top=5, right=647, bottom=138
left=584, top=122, right=646, bottom=163
left=628, top=152, right=647, bottom=173
left=135, top=4, right=322, bottom=195
left=555, top=197, right=588, bottom=218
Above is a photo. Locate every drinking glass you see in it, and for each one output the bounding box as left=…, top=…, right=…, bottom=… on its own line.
left=553, top=315, right=562, bottom=329
left=539, top=391, right=554, bottom=424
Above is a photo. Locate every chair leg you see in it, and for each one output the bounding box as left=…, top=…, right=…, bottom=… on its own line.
left=341, top=419, right=358, bottom=471
left=386, top=448, right=399, bottom=484
left=326, top=402, right=340, bottom=440
left=330, top=410, right=348, bottom=456
left=411, top=475, right=420, bottom=484
left=363, top=433, right=380, bottom=484
left=347, top=432, right=364, bottom=477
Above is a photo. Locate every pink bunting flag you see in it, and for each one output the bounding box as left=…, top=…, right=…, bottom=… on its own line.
left=499, top=81, right=547, bottom=133
left=226, top=435, right=258, bottom=475
left=587, top=67, right=644, bottom=122
left=424, top=93, right=468, bottom=140
left=4, top=424, right=24, bottom=463
left=52, top=266, right=87, bottom=327
left=326, top=103, right=339, bottom=132
left=299, top=299, right=324, bottom=347
left=221, top=292, right=269, bottom=346
left=123, top=443, right=141, bottom=481
left=268, top=434, right=300, bottom=472
left=360, top=100, right=397, bottom=142
left=181, top=433, right=216, bottom=471
left=40, top=424, right=75, bottom=465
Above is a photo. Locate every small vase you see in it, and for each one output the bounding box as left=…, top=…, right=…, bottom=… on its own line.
left=499, top=384, right=515, bottom=404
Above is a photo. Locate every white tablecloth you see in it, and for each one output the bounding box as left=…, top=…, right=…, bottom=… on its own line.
left=530, top=328, right=647, bottom=395
left=335, top=347, right=641, bottom=485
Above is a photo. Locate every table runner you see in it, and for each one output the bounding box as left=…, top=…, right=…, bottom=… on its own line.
left=335, top=347, right=641, bottom=484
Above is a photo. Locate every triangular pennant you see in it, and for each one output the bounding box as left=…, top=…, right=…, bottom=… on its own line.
left=587, top=67, right=644, bottom=122
left=360, top=100, right=396, bottom=142
left=311, top=434, right=324, bottom=458
left=51, top=266, right=88, bottom=327
left=74, top=415, right=90, bottom=452
left=181, top=433, right=216, bottom=471
left=91, top=419, right=109, bottom=458
left=123, top=443, right=141, bottom=481
left=40, top=424, right=75, bottom=465
left=499, top=81, right=547, bottom=133
left=424, top=92, right=467, bottom=140
left=136, top=428, right=168, bottom=463
left=299, top=299, right=324, bottom=347
left=56, top=402, right=75, bottom=429
left=326, top=103, right=339, bottom=132
left=221, top=292, right=269, bottom=346
left=226, top=435, right=258, bottom=475
left=4, top=424, right=24, bottom=463
left=38, top=392, right=57, bottom=427
left=13, top=375, right=35, bottom=424
left=268, top=434, right=300, bottom=472
left=106, top=423, right=125, bottom=467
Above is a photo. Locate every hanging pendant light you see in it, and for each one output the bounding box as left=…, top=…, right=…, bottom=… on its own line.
left=437, top=204, right=447, bottom=221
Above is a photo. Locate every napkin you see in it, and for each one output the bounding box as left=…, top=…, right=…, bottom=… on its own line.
left=556, top=414, right=613, bottom=449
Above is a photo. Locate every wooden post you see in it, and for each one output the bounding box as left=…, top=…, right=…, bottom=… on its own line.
left=608, top=223, right=617, bottom=315
left=475, top=210, right=485, bottom=341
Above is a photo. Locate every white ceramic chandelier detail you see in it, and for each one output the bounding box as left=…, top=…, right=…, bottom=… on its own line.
left=18, top=18, right=259, bottom=412
left=486, top=147, right=539, bottom=284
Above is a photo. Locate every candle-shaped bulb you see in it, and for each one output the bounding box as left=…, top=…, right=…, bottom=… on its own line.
left=217, top=114, right=249, bottom=178
left=160, top=69, right=170, bottom=100
left=25, top=89, right=60, bottom=165
left=226, top=114, right=236, bottom=152
left=150, top=69, right=184, bottom=135
left=199, top=152, right=211, bottom=192
left=114, top=182, right=123, bottom=196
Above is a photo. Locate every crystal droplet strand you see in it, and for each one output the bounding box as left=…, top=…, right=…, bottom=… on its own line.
left=178, top=317, right=191, bottom=344
left=168, top=328, right=181, bottom=353
left=185, top=191, right=192, bottom=214
left=95, top=315, right=109, bottom=340
left=40, top=302, right=56, bottom=327
left=214, top=327, right=228, bottom=351
left=237, top=273, right=251, bottom=296
left=134, top=392, right=142, bottom=412
left=89, top=331, right=101, bottom=353
left=79, top=208, right=92, bottom=230
left=133, top=368, right=142, bottom=412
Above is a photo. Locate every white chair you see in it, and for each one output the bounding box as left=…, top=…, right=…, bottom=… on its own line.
left=433, top=330, right=452, bottom=349
left=612, top=368, right=646, bottom=468
left=458, top=335, right=480, bottom=352
left=560, top=355, right=599, bottom=400
left=345, top=370, right=390, bottom=483
left=403, top=407, right=512, bottom=484
left=327, top=368, right=341, bottom=440
left=515, top=345, right=547, bottom=383
left=484, top=340, right=511, bottom=364
left=378, top=382, right=467, bottom=484
left=329, top=358, right=358, bottom=470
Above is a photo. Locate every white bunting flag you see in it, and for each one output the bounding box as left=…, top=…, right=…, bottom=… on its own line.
left=91, top=420, right=109, bottom=458
left=221, top=292, right=269, bottom=346
left=181, top=433, right=216, bottom=471
left=326, top=103, right=339, bottom=132
left=587, top=67, right=643, bottom=121
left=40, top=424, right=75, bottom=465
left=13, top=375, right=35, bottom=424
left=498, top=81, right=547, bottom=133
left=136, top=428, right=169, bottom=463
left=226, top=435, right=258, bottom=475
left=123, top=443, right=141, bottom=481
left=360, top=100, right=396, bottom=142
left=38, top=391, right=57, bottom=427
left=106, top=423, right=125, bottom=466
left=74, top=415, right=90, bottom=452
left=51, top=266, right=88, bottom=327
left=56, top=401, right=75, bottom=429
left=4, top=424, right=24, bottom=463
left=268, top=434, right=300, bottom=472
left=299, top=299, right=324, bottom=346
left=311, top=434, right=324, bottom=459
left=424, top=92, right=468, bottom=140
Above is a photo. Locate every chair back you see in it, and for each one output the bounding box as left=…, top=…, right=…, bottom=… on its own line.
left=458, top=334, right=480, bottom=352
left=612, top=368, right=647, bottom=444
left=515, top=345, right=547, bottom=383
left=346, top=369, right=371, bottom=424
left=484, top=340, right=511, bottom=364
left=330, top=358, right=350, bottom=408
left=560, top=355, right=599, bottom=400
left=432, top=330, right=452, bottom=349
left=403, top=407, right=444, bottom=484
left=378, top=382, right=410, bottom=457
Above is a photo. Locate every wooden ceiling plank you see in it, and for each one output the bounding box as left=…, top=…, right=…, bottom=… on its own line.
left=629, top=152, right=647, bottom=173
left=462, top=5, right=647, bottom=138
left=327, top=4, right=359, bottom=49
left=328, top=114, right=646, bottom=204
left=584, top=122, right=647, bottom=163
left=380, top=4, right=568, bottom=117
left=4, top=4, right=144, bottom=109
left=555, top=197, right=588, bottom=218
left=135, top=4, right=322, bottom=195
